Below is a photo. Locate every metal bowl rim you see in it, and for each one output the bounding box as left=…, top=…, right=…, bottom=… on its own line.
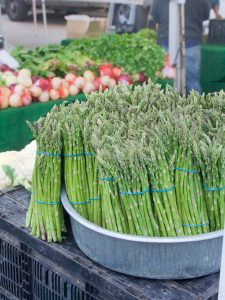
left=61, top=189, right=224, bottom=243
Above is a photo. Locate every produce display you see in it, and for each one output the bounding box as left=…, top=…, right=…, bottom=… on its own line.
left=0, top=64, right=126, bottom=109
left=26, top=81, right=225, bottom=242
left=26, top=112, right=64, bottom=241
left=0, top=141, right=36, bottom=191
left=12, top=30, right=164, bottom=80
left=0, top=30, right=165, bottom=110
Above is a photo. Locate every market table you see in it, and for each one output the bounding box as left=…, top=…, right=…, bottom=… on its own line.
left=0, top=94, right=86, bottom=153
left=201, top=44, right=225, bottom=93
left=0, top=187, right=219, bottom=300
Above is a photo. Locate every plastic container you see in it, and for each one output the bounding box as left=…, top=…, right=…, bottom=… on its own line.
left=65, top=15, right=106, bottom=39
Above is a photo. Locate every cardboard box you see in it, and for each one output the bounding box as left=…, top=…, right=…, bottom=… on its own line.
left=65, top=15, right=107, bottom=39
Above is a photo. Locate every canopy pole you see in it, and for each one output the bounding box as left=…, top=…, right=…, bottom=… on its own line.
left=178, top=1, right=186, bottom=96
left=169, top=0, right=186, bottom=95
left=41, top=0, right=48, bottom=36
left=32, top=0, right=38, bottom=33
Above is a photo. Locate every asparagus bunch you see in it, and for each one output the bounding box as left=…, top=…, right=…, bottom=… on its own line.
left=27, top=80, right=225, bottom=241
left=26, top=107, right=64, bottom=242
left=61, top=104, right=89, bottom=220
left=174, top=97, right=209, bottom=235
left=194, top=109, right=225, bottom=231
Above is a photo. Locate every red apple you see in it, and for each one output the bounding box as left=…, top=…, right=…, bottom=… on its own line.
left=0, top=87, right=10, bottom=109
left=9, top=94, right=22, bottom=107
left=69, top=85, right=79, bottom=96
left=118, top=74, right=132, bottom=85
left=65, top=73, right=76, bottom=84
left=50, top=89, right=60, bottom=100
left=59, top=87, right=69, bottom=99
left=100, top=75, right=111, bottom=86
left=75, top=77, right=86, bottom=89
left=83, top=70, right=96, bottom=82
left=99, top=64, right=114, bottom=78
left=35, top=78, right=51, bottom=91
left=112, top=67, right=122, bottom=79
left=83, top=82, right=95, bottom=94
left=133, top=73, right=147, bottom=83
left=39, top=91, right=49, bottom=102
left=21, top=90, right=32, bottom=106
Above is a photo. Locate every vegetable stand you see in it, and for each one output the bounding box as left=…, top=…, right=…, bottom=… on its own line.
left=0, top=93, right=86, bottom=152
left=0, top=187, right=219, bottom=300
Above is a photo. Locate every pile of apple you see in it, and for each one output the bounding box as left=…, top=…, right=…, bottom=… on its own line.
left=0, top=63, right=145, bottom=110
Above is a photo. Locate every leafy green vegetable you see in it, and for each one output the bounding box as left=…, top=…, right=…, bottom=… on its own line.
left=64, top=31, right=165, bottom=79
left=0, top=73, right=6, bottom=87
left=12, top=29, right=165, bottom=80
left=11, top=45, right=98, bottom=77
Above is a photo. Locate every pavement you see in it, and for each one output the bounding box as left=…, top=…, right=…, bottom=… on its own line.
left=1, top=8, right=107, bottom=50
left=1, top=13, right=66, bottom=50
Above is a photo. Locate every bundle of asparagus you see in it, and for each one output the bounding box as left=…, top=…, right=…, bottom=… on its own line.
left=26, top=80, right=225, bottom=241
left=26, top=106, right=64, bottom=242
left=61, top=102, right=102, bottom=226
left=194, top=109, right=225, bottom=232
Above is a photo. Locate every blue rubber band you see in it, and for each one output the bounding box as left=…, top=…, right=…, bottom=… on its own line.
left=84, top=152, right=95, bottom=157
left=120, top=187, right=150, bottom=196
left=89, top=196, right=102, bottom=201
left=63, top=152, right=95, bottom=157
left=63, top=153, right=84, bottom=157
left=70, top=200, right=91, bottom=205
left=183, top=223, right=209, bottom=228
left=151, top=185, right=176, bottom=193
left=37, top=152, right=95, bottom=157
left=36, top=151, right=61, bottom=157
left=34, top=200, right=61, bottom=205
left=203, top=184, right=225, bottom=192
left=100, top=177, right=114, bottom=182
left=176, top=167, right=200, bottom=174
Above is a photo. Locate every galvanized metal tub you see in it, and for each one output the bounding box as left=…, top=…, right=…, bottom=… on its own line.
left=61, top=189, right=224, bottom=279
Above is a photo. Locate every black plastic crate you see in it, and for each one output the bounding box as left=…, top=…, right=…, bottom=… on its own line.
left=0, top=235, right=99, bottom=300
left=0, top=286, right=19, bottom=300
left=0, top=188, right=220, bottom=300
left=208, top=19, right=225, bottom=44
left=0, top=239, right=23, bottom=299
left=31, top=259, right=97, bottom=300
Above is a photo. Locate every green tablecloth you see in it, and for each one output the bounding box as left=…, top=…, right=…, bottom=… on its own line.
left=201, top=44, right=225, bottom=93
left=0, top=94, right=86, bottom=153
left=0, top=80, right=173, bottom=153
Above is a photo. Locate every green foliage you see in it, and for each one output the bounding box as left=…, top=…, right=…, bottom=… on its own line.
left=12, top=29, right=165, bottom=80
left=67, top=31, right=165, bottom=79
left=12, top=45, right=97, bottom=77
